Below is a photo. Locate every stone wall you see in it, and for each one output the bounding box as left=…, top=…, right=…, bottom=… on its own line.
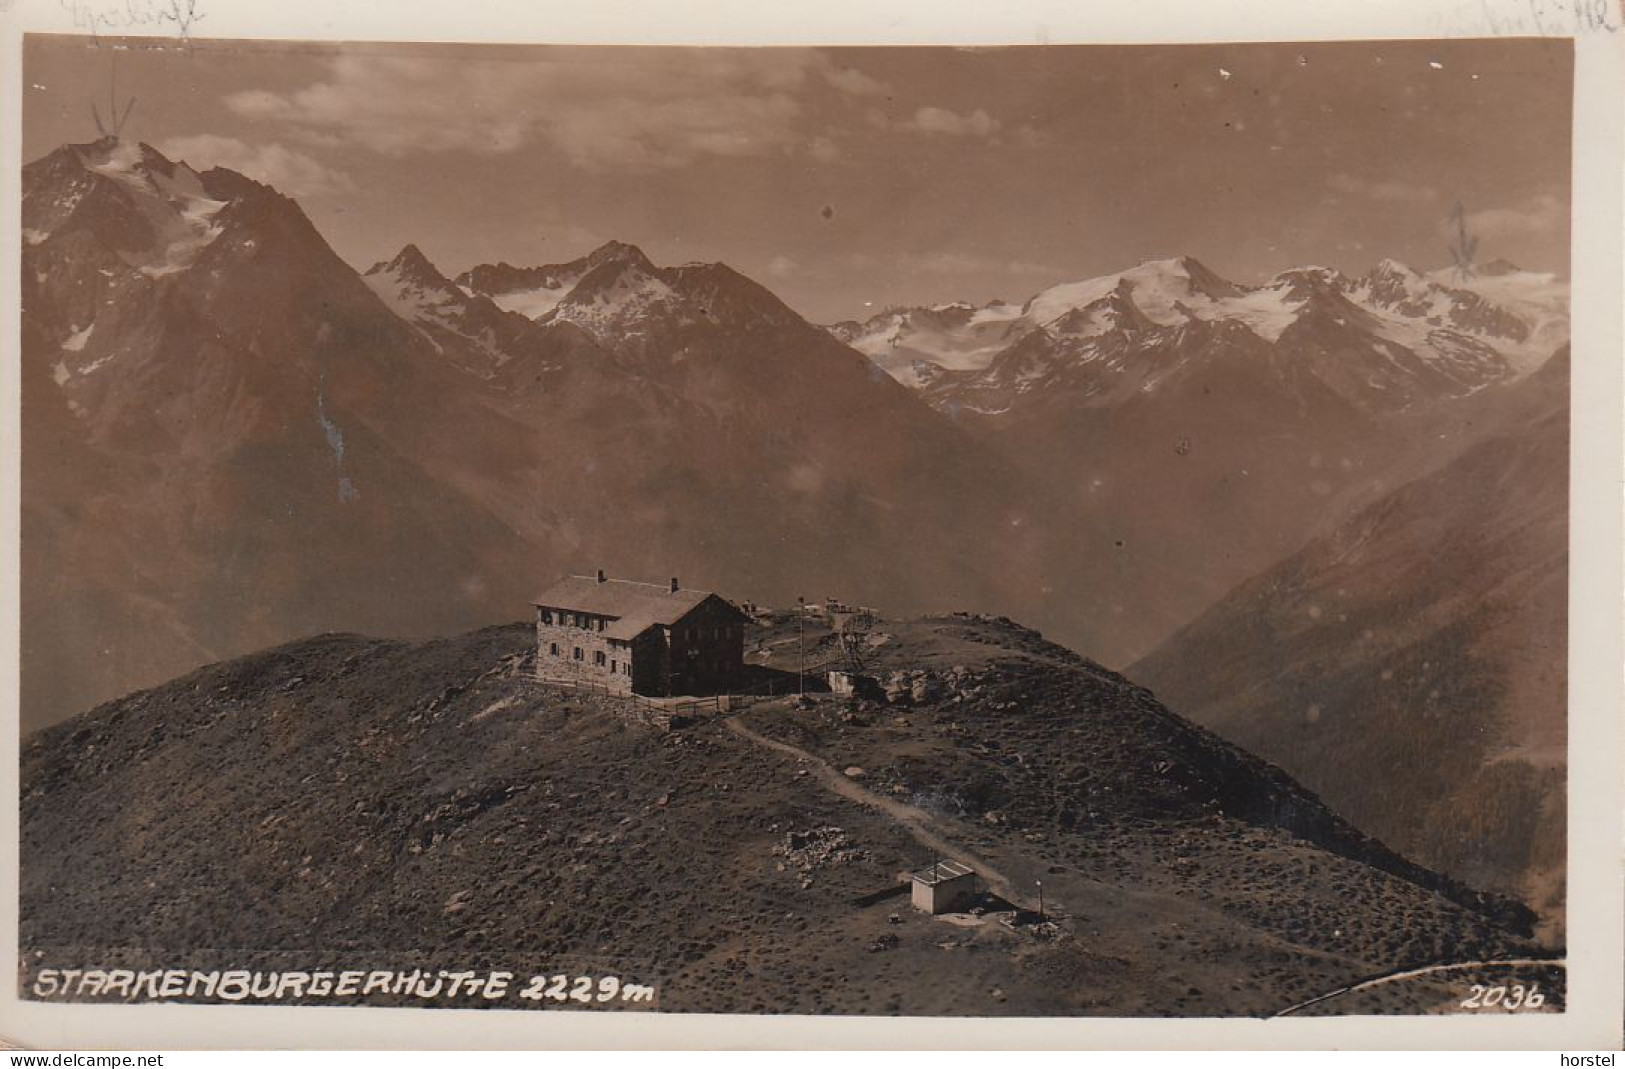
left=535, top=614, right=634, bottom=695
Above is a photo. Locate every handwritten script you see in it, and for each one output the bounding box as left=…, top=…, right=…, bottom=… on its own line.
left=58, top=0, right=205, bottom=41
left=1445, top=0, right=1621, bottom=34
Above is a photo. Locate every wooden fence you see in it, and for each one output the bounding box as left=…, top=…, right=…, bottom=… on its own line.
left=528, top=674, right=764, bottom=718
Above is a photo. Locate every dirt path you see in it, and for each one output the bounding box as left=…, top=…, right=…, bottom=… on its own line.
left=1272, top=956, right=1566, bottom=1017
left=722, top=715, right=1030, bottom=908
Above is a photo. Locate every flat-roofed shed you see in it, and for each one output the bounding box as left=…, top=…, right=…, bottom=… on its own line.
left=910, top=859, right=977, bottom=915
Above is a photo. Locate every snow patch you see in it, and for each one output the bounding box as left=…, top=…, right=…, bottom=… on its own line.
left=490, top=276, right=582, bottom=320
left=364, top=267, right=460, bottom=323
left=61, top=323, right=94, bottom=352
left=80, top=141, right=228, bottom=278
left=549, top=270, right=677, bottom=336
left=1211, top=285, right=1301, bottom=342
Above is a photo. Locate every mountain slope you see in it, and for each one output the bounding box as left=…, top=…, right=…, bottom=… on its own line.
left=21, top=615, right=1551, bottom=1015
left=1129, top=349, right=1569, bottom=933
left=362, top=244, right=535, bottom=376
left=21, top=138, right=545, bottom=731
left=413, top=239, right=1092, bottom=645
left=21, top=140, right=1103, bottom=731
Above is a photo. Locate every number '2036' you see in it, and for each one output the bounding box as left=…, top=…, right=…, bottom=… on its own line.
left=1461, top=982, right=1544, bottom=1010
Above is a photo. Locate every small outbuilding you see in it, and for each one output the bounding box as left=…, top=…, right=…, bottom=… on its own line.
left=910, top=859, right=977, bottom=915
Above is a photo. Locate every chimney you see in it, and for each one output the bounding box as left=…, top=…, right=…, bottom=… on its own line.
left=596, top=569, right=607, bottom=584
left=670, top=577, right=680, bottom=594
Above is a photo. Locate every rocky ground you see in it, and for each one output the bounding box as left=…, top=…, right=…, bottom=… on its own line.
left=19, top=614, right=1559, bottom=1016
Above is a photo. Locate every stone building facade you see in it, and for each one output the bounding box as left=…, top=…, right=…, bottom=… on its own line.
left=533, top=571, right=748, bottom=697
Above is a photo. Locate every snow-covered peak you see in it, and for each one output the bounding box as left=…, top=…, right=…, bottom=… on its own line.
left=1047, top=284, right=1156, bottom=339
left=364, top=243, right=466, bottom=321
left=30, top=139, right=230, bottom=278
left=582, top=239, right=656, bottom=273
left=371, top=243, right=446, bottom=286
left=1370, top=257, right=1422, bottom=279
left=82, top=139, right=206, bottom=199
left=1023, top=255, right=1236, bottom=330
left=831, top=249, right=1563, bottom=394
left=1269, top=265, right=1344, bottom=289
left=360, top=239, right=538, bottom=377
left=545, top=257, right=679, bottom=338
left=456, top=240, right=657, bottom=322
left=1422, top=264, right=1569, bottom=367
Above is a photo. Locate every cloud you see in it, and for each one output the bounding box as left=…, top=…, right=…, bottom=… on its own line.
left=1327, top=172, right=1439, bottom=205
left=766, top=255, right=802, bottom=279
left=822, top=64, right=889, bottom=97
left=156, top=134, right=354, bottom=196
left=1459, top=192, right=1567, bottom=243
left=1012, top=125, right=1048, bottom=148
left=225, top=50, right=885, bottom=171
left=901, top=106, right=1001, bottom=137
left=852, top=251, right=1055, bottom=276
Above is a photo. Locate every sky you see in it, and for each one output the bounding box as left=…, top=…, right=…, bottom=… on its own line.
left=23, top=34, right=1573, bottom=323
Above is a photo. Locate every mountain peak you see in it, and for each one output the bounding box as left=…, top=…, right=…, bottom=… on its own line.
left=392, top=242, right=433, bottom=268
left=368, top=242, right=448, bottom=286
left=1370, top=257, right=1423, bottom=280
left=60, top=137, right=192, bottom=188
left=584, top=239, right=655, bottom=272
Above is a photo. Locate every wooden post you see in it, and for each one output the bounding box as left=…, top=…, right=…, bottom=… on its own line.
left=796, top=597, right=805, bottom=696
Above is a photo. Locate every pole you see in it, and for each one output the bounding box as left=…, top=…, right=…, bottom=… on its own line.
left=1036, top=879, right=1045, bottom=923
left=796, top=596, right=805, bottom=696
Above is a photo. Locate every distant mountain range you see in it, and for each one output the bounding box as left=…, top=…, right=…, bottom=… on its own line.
left=20, top=138, right=1569, bottom=922
left=829, top=254, right=1567, bottom=398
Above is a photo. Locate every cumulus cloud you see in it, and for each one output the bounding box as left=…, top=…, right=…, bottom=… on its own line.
left=1327, top=172, right=1439, bottom=205
left=224, top=50, right=888, bottom=171
left=822, top=64, right=889, bottom=97
left=901, top=106, right=1001, bottom=137
left=156, top=134, right=354, bottom=196
left=1460, top=192, right=1567, bottom=243
left=766, top=255, right=802, bottom=279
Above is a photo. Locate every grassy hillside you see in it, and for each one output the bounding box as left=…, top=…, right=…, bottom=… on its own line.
left=21, top=617, right=1555, bottom=1016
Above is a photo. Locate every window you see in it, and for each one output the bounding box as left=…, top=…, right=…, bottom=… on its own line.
left=595, top=650, right=606, bottom=667
left=609, top=659, right=617, bottom=674
left=573, top=647, right=583, bottom=661
left=624, top=662, right=632, bottom=676
left=549, top=642, right=559, bottom=657
left=540, top=610, right=553, bottom=624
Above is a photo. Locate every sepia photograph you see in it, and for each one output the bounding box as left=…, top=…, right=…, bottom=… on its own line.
left=2, top=0, right=1621, bottom=1051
